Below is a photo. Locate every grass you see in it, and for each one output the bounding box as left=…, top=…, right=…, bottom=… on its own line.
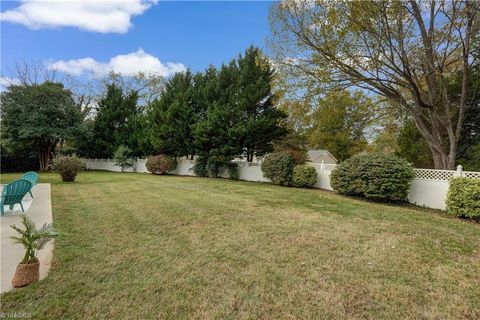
left=1, top=171, right=479, bottom=319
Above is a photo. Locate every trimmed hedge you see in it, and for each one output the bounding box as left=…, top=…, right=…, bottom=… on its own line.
left=293, top=165, right=317, bottom=188
left=146, top=155, right=176, bottom=175
left=330, top=154, right=414, bottom=201
left=446, top=178, right=480, bottom=219
left=261, top=152, right=295, bottom=186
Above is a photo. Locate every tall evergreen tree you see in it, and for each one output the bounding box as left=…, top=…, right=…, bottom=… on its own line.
left=194, top=47, right=287, bottom=162
left=194, top=62, right=241, bottom=161
left=92, top=83, right=139, bottom=158
left=236, top=46, right=287, bottom=161
left=149, top=70, right=196, bottom=158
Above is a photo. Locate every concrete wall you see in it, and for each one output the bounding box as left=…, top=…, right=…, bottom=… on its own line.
left=85, top=158, right=479, bottom=211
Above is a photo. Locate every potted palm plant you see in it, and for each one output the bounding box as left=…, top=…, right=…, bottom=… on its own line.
left=10, top=216, right=58, bottom=287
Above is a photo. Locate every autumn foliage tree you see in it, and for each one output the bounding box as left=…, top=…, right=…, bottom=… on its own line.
left=269, top=0, right=479, bottom=169
left=308, top=91, right=374, bottom=161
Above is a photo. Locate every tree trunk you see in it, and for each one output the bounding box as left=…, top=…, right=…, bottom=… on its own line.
left=39, top=143, right=53, bottom=171
left=39, top=150, right=49, bottom=171
left=428, top=145, right=449, bottom=170
left=413, top=115, right=456, bottom=170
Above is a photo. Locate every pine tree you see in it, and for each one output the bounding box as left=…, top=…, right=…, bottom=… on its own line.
left=92, top=83, right=139, bottom=158
left=194, top=47, right=287, bottom=163
left=149, top=70, right=196, bottom=158
left=235, top=46, right=287, bottom=161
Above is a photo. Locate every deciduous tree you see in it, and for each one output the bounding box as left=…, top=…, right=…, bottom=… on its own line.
left=1, top=82, right=82, bottom=170
left=307, top=91, right=373, bottom=161
left=269, top=0, right=479, bottom=169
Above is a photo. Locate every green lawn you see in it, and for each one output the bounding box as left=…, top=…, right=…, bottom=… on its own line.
left=1, top=171, right=479, bottom=319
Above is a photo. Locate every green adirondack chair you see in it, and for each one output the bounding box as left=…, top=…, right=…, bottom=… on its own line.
left=21, top=171, right=39, bottom=198
left=1, top=179, right=32, bottom=215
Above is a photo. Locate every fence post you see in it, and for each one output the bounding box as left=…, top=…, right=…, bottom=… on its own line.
left=455, top=165, right=463, bottom=177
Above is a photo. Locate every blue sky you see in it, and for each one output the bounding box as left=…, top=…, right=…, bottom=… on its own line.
left=1, top=1, right=274, bottom=82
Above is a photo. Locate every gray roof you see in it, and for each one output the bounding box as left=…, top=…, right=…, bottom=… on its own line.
left=307, top=149, right=337, bottom=164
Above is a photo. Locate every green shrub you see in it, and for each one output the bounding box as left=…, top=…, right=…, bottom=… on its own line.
left=261, top=152, right=295, bottom=186
left=446, top=178, right=480, bottom=219
left=194, top=156, right=235, bottom=179
left=330, top=154, right=414, bottom=201
left=193, top=157, right=208, bottom=177
left=227, top=163, right=239, bottom=180
left=145, top=155, right=176, bottom=175
left=293, top=165, right=318, bottom=188
left=53, top=155, right=85, bottom=182
left=206, top=156, right=225, bottom=178
left=113, top=145, right=135, bottom=172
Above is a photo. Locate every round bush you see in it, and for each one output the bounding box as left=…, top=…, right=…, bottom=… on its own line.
left=292, top=165, right=318, bottom=188
left=446, top=178, right=480, bottom=220
left=330, top=154, right=414, bottom=201
left=53, top=155, right=85, bottom=182
left=261, top=152, right=295, bottom=186
left=145, top=155, right=176, bottom=175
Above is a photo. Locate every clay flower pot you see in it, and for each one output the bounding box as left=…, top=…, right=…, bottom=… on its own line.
left=12, top=260, right=40, bottom=287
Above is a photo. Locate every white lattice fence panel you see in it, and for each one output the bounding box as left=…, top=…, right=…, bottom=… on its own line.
left=413, top=169, right=455, bottom=181
left=463, top=171, right=480, bottom=179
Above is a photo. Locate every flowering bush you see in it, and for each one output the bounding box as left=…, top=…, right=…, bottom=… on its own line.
left=145, top=155, right=176, bottom=175
left=53, top=155, right=85, bottom=182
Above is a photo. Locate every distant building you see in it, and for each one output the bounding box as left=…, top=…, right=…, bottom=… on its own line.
left=307, top=149, right=337, bottom=164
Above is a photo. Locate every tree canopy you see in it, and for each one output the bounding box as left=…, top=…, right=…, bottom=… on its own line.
left=149, top=70, right=196, bottom=158
left=91, top=83, right=139, bottom=158
left=269, top=0, right=479, bottom=169
left=307, top=91, right=374, bottom=161
left=1, top=82, right=82, bottom=170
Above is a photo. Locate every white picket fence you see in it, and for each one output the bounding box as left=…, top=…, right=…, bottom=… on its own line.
left=85, top=158, right=480, bottom=210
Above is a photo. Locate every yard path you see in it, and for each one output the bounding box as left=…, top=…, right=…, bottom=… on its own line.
left=0, top=184, right=54, bottom=293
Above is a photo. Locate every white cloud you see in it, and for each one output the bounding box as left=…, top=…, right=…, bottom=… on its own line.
left=0, top=77, right=20, bottom=88
left=0, top=0, right=157, bottom=33
left=49, top=49, right=187, bottom=77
